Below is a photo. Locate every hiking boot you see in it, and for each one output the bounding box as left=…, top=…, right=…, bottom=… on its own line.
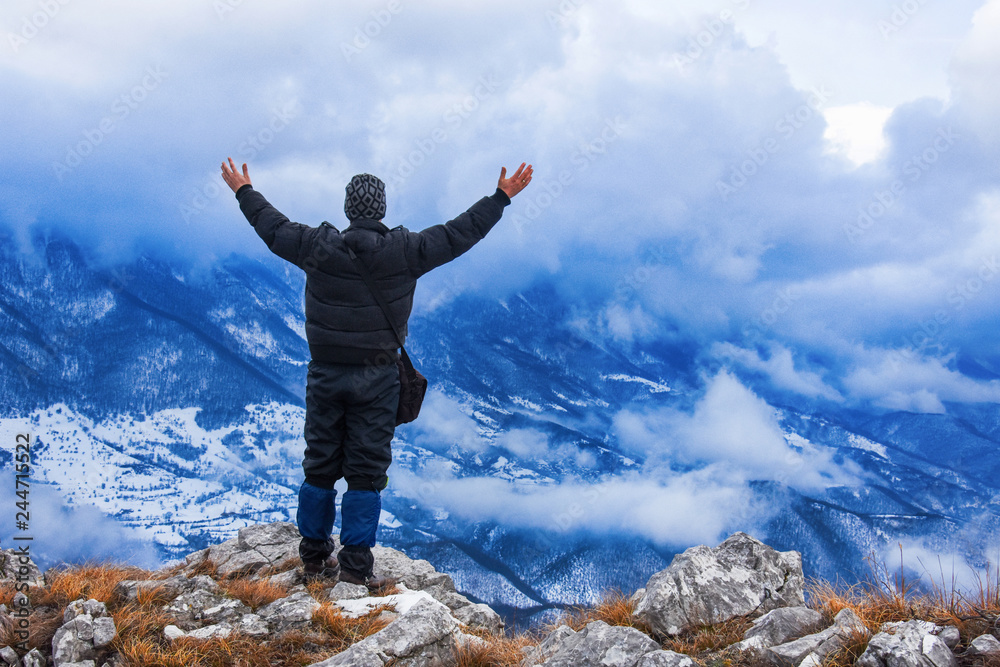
left=303, top=555, right=340, bottom=582
left=338, top=569, right=397, bottom=593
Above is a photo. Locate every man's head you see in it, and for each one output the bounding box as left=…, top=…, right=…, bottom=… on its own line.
left=344, top=173, right=387, bottom=222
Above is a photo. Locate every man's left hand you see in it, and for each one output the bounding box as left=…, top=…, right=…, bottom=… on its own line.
left=221, top=157, right=252, bottom=193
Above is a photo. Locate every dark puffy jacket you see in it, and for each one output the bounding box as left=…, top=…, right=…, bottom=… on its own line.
left=236, top=185, right=511, bottom=364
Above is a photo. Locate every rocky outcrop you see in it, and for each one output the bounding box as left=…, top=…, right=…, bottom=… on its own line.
left=1, top=527, right=988, bottom=667
left=633, top=532, right=805, bottom=636
left=308, top=597, right=482, bottom=666
left=766, top=608, right=868, bottom=667
left=51, top=599, right=117, bottom=667
left=739, top=606, right=825, bottom=650
left=857, top=620, right=958, bottom=667
left=522, top=620, right=662, bottom=667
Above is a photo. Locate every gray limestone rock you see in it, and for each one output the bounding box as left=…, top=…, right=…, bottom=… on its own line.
left=636, top=650, right=697, bottom=667
left=163, top=589, right=251, bottom=630
left=21, top=649, right=45, bottom=667
left=967, top=634, right=1000, bottom=656
left=0, top=549, right=45, bottom=588
left=309, top=597, right=462, bottom=666
left=0, top=646, right=20, bottom=666
left=184, top=522, right=301, bottom=578
left=257, top=587, right=320, bottom=632
left=453, top=601, right=505, bottom=633
left=741, top=607, right=825, bottom=650
left=939, top=626, right=961, bottom=650
left=52, top=598, right=118, bottom=667
left=523, top=620, right=661, bottom=667
left=857, top=620, right=957, bottom=667
left=235, top=613, right=270, bottom=637
left=634, top=532, right=805, bottom=636
left=767, top=608, right=868, bottom=667
left=329, top=581, right=369, bottom=601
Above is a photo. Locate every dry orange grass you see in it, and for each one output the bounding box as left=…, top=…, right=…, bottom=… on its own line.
left=311, top=600, right=393, bottom=650
left=452, top=631, right=537, bottom=667
left=557, top=589, right=647, bottom=632
left=34, top=562, right=152, bottom=607
left=217, top=578, right=288, bottom=610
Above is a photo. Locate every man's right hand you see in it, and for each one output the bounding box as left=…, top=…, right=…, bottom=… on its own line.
left=221, top=157, right=253, bottom=194
left=498, top=163, right=533, bottom=199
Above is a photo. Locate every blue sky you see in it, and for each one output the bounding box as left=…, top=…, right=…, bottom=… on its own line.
left=3, top=0, right=1000, bottom=416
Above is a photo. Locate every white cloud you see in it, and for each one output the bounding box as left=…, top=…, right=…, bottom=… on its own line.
left=712, top=342, right=844, bottom=401
left=613, top=371, right=861, bottom=491
left=823, top=103, right=893, bottom=166
left=843, top=348, right=1000, bottom=414
left=407, top=390, right=488, bottom=453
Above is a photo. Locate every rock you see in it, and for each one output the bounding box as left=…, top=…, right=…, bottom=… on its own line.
left=939, top=627, right=961, bottom=650
left=21, top=649, right=45, bottom=667
left=51, top=599, right=118, bottom=667
left=371, top=546, right=455, bottom=591
left=113, top=573, right=213, bottom=602
left=0, top=549, right=45, bottom=587
left=184, top=522, right=301, bottom=578
left=523, top=625, right=577, bottom=666
left=329, top=582, right=369, bottom=601
left=856, top=620, right=957, bottom=667
left=0, top=645, right=20, bottom=666
left=740, top=607, right=824, bottom=650
left=235, top=613, right=270, bottom=637
left=267, top=568, right=303, bottom=588
left=163, top=625, right=186, bottom=641
left=768, top=608, right=868, bottom=667
left=187, top=624, right=233, bottom=640
left=162, top=589, right=251, bottom=630
left=633, top=532, right=805, bottom=636
left=52, top=616, right=96, bottom=666
left=967, top=634, right=1000, bottom=656
left=309, top=597, right=463, bottom=666
left=257, top=587, right=320, bottom=632
left=453, top=600, right=505, bottom=633
left=522, top=620, right=661, bottom=666
left=63, top=599, right=108, bottom=624
left=636, top=650, right=697, bottom=667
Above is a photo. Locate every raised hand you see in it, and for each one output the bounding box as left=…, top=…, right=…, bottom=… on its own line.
left=221, top=157, right=252, bottom=193
left=498, top=162, right=533, bottom=198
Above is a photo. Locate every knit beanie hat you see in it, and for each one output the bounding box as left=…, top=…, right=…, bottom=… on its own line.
left=344, top=173, right=387, bottom=221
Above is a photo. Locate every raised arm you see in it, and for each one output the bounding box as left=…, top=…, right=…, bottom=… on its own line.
left=221, top=157, right=314, bottom=266
left=405, top=163, right=533, bottom=276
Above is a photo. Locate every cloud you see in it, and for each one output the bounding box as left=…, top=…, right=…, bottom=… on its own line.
left=390, top=466, right=756, bottom=548
left=614, top=371, right=861, bottom=491
left=712, top=342, right=844, bottom=401
left=3, top=0, right=1000, bottom=418
left=405, top=390, right=488, bottom=454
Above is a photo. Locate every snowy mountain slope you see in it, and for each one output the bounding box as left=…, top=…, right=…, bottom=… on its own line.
left=2, top=227, right=1000, bottom=629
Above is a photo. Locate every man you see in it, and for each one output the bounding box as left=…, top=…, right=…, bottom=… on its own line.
left=220, top=157, right=533, bottom=589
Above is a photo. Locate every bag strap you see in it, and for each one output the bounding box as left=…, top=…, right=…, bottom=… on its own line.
left=347, top=246, right=417, bottom=371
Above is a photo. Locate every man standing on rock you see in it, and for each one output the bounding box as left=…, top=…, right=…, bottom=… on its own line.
left=221, top=157, right=533, bottom=590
